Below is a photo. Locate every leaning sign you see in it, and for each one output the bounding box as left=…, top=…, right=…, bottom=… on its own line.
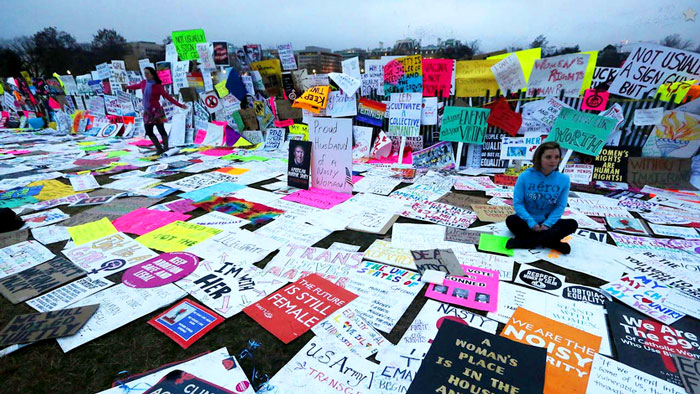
left=545, top=107, right=616, bottom=156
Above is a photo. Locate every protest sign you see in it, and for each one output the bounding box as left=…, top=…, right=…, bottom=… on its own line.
left=387, top=92, right=422, bottom=137
left=627, top=157, right=693, bottom=188
left=292, top=85, right=330, bottom=114
left=282, top=187, right=353, bottom=209
left=384, top=55, right=422, bottom=94
left=393, top=299, right=498, bottom=360
left=0, top=256, right=84, bottom=304
left=527, top=53, right=590, bottom=97
left=0, top=241, right=54, bottom=280
left=67, top=217, right=118, bottom=245
left=401, top=200, right=477, bottom=229
left=422, top=58, right=454, bottom=97
left=407, top=320, right=546, bottom=394
left=642, top=110, right=700, bottom=158
left=587, top=354, right=686, bottom=394
left=440, top=106, right=490, bottom=144
left=244, top=274, right=357, bottom=343
left=264, top=127, right=284, bottom=151
left=592, top=146, right=638, bottom=182
left=561, top=284, right=608, bottom=306
left=186, top=227, right=281, bottom=264
left=363, top=240, right=416, bottom=270
left=312, top=305, right=389, bottom=359
left=63, top=232, right=158, bottom=279
left=0, top=304, right=98, bottom=347
left=606, top=300, right=700, bottom=387
left=268, top=336, right=376, bottom=392
left=672, top=354, right=700, bottom=394
left=135, top=221, right=221, bottom=253
left=26, top=277, right=113, bottom=313
left=277, top=43, right=297, bottom=70
left=412, top=141, right=455, bottom=170
left=122, top=252, right=199, bottom=289
left=262, top=244, right=363, bottom=286
left=171, top=29, right=207, bottom=61
left=212, top=41, right=229, bottom=66
left=471, top=204, right=514, bottom=222
left=545, top=107, right=616, bottom=156
left=649, top=223, right=699, bottom=238
left=501, top=307, right=601, bottom=394
left=591, top=66, right=619, bottom=88
left=148, top=299, right=223, bottom=349
left=193, top=196, right=283, bottom=224
left=426, top=265, right=499, bottom=311
left=606, top=216, right=648, bottom=235
left=113, top=207, right=190, bottom=236
left=486, top=96, right=522, bottom=136
left=609, top=43, right=700, bottom=99
left=562, top=163, right=594, bottom=184
left=352, top=125, right=373, bottom=160
left=514, top=267, right=566, bottom=297
left=309, top=117, right=353, bottom=193
left=491, top=53, right=527, bottom=93
left=140, top=369, right=243, bottom=394
left=57, top=284, right=185, bottom=352
left=341, top=56, right=361, bottom=80
left=602, top=271, right=684, bottom=324
left=31, top=225, right=70, bottom=244
left=455, top=59, right=500, bottom=97
left=411, top=249, right=465, bottom=276
left=20, top=208, right=70, bottom=229
left=176, top=259, right=285, bottom=318
left=581, top=89, right=609, bottom=111
left=324, top=91, right=357, bottom=117
left=196, top=43, right=215, bottom=71
left=356, top=97, right=386, bottom=127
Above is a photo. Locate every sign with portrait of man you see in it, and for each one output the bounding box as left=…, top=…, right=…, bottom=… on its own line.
left=288, top=140, right=311, bottom=189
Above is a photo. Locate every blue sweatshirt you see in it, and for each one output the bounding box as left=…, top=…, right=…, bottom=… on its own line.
left=512, top=167, right=570, bottom=229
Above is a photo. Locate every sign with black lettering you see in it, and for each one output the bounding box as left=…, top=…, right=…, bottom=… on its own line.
left=407, top=319, right=546, bottom=394
left=287, top=140, right=311, bottom=190
left=0, top=304, right=98, bottom=347
left=0, top=256, right=84, bottom=304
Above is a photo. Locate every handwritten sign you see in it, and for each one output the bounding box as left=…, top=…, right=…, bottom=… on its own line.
left=545, top=107, right=616, bottom=156
left=310, top=118, right=353, bottom=193
left=491, top=53, right=527, bottom=93
left=384, top=55, right=423, bottom=94
left=387, top=92, right=422, bottom=137
left=455, top=60, right=499, bottom=97
left=609, top=43, right=700, bottom=99
left=422, top=58, right=454, bottom=97
left=292, top=85, right=330, bottom=114
left=527, top=53, right=590, bottom=97
left=277, top=43, right=297, bottom=70
left=440, top=106, right=490, bottom=144
left=171, top=29, right=207, bottom=61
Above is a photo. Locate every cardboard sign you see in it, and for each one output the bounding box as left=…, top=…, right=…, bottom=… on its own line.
left=527, top=53, right=590, bottom=97
left=384, top=55, right=422, bottom=94
left=607, top=300, right=700, bottom=387
left=471, top=203, right=514, bottom=222
left=501, top=307, right=601, bottom=394
left=411, top=249, right=465, bottom=276
left=407, top=320, right=546, bottom=394
left=387, top=92, right=422, bottom=137
left=243, top=274, right=358, bottom=343
left=0, top=256, right=84, bottom=304
left=148, top=299, right=223, bottom=349
left=627, top=157, right=693, bottom=188
left=122, top=252, right=199, bottom=288
left=356, top=97, right=386, bottom=127
left=0, top=304, right=98, bottom=347
left=422, top=58, right=454, bottom=97
left=171, top=29, right=207, bottom=61
left=545, top=107, right=616, bottom=156
left=609, top=43, right=700, bottom=99
left=426, top=265, right=499, bottom=311
left=292, top=85, right=330, bottom=114
left=440, top=106, right=490, bottom=144
left=309, top=117, right=353, bottom=193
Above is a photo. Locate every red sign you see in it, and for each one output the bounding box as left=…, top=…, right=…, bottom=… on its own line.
left=243, top=274, right=357, bottom=343
left=494, top=173, right=518, bottom=187
left=486, top=97, right=522, bottom=136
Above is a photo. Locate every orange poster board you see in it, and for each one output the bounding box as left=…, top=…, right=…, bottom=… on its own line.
left=501, top=307, right=601, bottom=394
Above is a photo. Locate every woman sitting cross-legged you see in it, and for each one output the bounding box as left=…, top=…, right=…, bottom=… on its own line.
left=505, top=141, right=578, bottom=254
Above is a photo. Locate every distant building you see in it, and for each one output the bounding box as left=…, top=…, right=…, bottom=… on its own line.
left=297, top=47, right=342, bottom=74
left=334, top=48, right=369, bottom=70
left=393, top=39, right=420, bottom=56
left=124, top=41, right=165, bottom=70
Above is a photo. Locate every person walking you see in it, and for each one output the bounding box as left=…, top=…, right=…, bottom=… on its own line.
left=126, top=67, right=187, bottom=155
left=505, top=141, right=578, bottom=254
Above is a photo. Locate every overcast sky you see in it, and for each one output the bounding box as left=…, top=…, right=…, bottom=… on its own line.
left=1, top=0, right=698, bottom=52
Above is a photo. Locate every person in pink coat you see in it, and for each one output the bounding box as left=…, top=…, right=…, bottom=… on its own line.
left=126, top=67, right=187, bottom=155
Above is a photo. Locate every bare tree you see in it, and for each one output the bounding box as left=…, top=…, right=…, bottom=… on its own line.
left=660, top=34, right=694, bottom=50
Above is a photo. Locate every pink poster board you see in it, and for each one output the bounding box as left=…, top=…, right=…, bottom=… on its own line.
left=425, top=265, right=499, bottom=312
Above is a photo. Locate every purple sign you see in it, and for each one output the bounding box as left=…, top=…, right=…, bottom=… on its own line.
left=122, top=252, right=199, bottom=288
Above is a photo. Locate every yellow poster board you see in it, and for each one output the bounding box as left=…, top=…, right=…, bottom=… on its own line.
left=455, top=60, right=500, bottom=97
